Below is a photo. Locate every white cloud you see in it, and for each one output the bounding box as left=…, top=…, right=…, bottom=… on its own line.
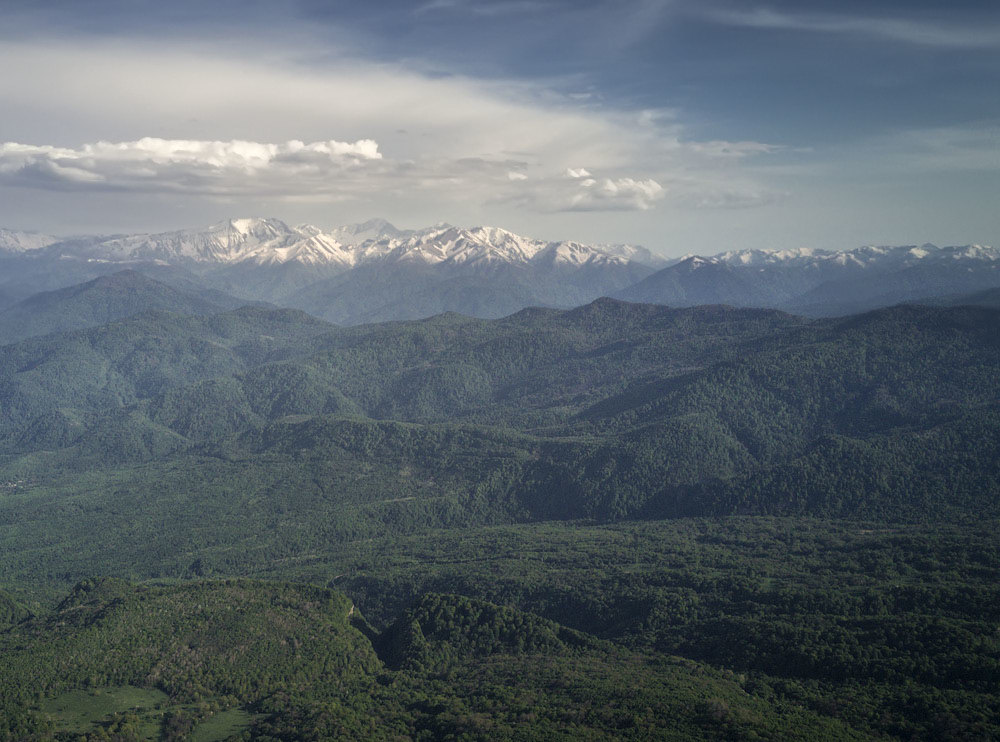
left=499, top=170, right=669, bottom=212
left=0, top=138, right=382, bottom=193
left=0, top=38, right=781, bottom=215
left=708, top=8, right=1000, bottom=49
left=568, top=177, right=665, bottom=211
left=0, top=135, right=783, bottom=214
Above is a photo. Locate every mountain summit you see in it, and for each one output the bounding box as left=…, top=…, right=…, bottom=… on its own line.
left=33, top=218, right=655, bottom=272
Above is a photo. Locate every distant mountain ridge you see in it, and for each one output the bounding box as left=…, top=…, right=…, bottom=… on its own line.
left=0, top=218, right=661, bottom=323
left=26, top=217, right=657, bottom=271
left=0, top=270, right=252, bottom=346
left=618, top=241, right=1000, bottom=316
left=0, top=228, right=59, bottom=253
left=2, top=218, right=998, bottom=322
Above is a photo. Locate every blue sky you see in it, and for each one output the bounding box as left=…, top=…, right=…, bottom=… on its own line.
left=0, top=0, right=997, bottom=255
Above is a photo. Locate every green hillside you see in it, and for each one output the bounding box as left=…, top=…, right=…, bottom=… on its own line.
left=0, top=300, right=997, bottom=597
left=0, top=283, right=998, bottom=739
left=0, top=578, right=877, bottom=741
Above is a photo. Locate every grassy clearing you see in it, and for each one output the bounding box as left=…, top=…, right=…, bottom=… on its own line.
left=191, top=708, right=254, bottom=741
left=39, top=685, right=168, bottom=737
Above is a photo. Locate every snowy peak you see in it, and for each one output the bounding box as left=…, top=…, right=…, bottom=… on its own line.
left=595, top=243, right=669, bottom=267
left=325, top=218, right=409, bottom=246
left=677, top=255, right=722, bottom=271
left=533, top=241, right=631, bottom=268
left=361, top=226, right=654, bottom=270
left=432, top=225, right=545, bottom=265
left=237, top=232, right=356, bottom=268
left=707, top=243, right=1000, bottom=270
left=81, top=217, right=297, bottom=264
left=0, top=228, right=59, bottom=253
left=223, top=217, right=297, bottom=241
left=3, top=218, right=664, bottom=271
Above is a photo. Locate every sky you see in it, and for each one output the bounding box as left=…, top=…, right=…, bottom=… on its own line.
left=0, top=0, right=997, bottom=256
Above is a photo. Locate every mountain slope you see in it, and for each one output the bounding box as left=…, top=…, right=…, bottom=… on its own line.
left=0, top=270, right=246, bottom=345
left=917, top=285, right=1000, bottom=310
left=286, top=258, right=654, bottom=324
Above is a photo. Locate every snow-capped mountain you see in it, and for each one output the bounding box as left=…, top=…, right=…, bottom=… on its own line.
left=0, top=228, right=59, bottom=253
left=0, top=218, right=659, bottom=323
left=705, top=243, right=1000, bottom=269
left=34, top=218, right=656, bottom=272
left=283, top=224, right=655, bottom=324
left=4, top=219, right=998, bottom=323
left=618, top=242, right=1000, bottom=316
left=354, top=225, right=632, bottom=269
left=57, top=218, right=355, bottom=268
left=322, top=218, right=412, bottom=246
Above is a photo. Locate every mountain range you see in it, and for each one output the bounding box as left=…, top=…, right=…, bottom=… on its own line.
left=618, top=242, right=1000, bottom=316
left=1, top=218, right=998, bottom=323
left=0, top=251, right=998, bottom=739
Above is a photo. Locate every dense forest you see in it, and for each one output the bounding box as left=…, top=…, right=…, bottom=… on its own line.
left=0, top=272, right=997, bottom=739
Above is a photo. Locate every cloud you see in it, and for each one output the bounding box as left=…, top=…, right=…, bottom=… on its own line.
left=568, top=177, right=665, bottom=211
left=0, top=135, right=782, bottom=214
left=0, top=38, right=781, bottom=214
left=0, top=138, right=382, bottom=193
left=708, top=8, right=1000, bottom=49
left=496, top=166, right=783, bottom=213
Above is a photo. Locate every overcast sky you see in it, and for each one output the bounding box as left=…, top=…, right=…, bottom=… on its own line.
left=1, top=0, right=997, bottom=255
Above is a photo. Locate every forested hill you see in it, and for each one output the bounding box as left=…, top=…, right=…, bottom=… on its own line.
left=0, top=270, right=252, bottom=346
left=0, top=294, right=997, bottom=598
left=0, top=577, right=877, bottom=740
left=1, top=284, right=999, bottom=739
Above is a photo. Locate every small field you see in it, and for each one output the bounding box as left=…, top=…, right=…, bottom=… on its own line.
left=38, top=686, right=253, bottom=740
left=40, top=686, right=168, bottom=738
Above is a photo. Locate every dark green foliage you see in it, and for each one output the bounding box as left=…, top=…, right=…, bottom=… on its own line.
left=324, top=517, right=1000, bottom=741
left=0, top=588, right=30, bottom=626
left=379, top=593, right=594, bottom=669
left=0, top=578, right=870, bottom=741
left=0, top=580, right=379, bottom=740
left=1, top=300, right=997, bottom=531
left=0, top=284, right=999, bottom=739
left=0, top=300, right=999, bottom=598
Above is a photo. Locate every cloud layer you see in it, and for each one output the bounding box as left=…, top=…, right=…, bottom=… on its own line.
left=0, top=133, right=783, bottom=215
left=0, top=38, right=780, bottom=215
left=0, top=138, right=381, bottom=193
